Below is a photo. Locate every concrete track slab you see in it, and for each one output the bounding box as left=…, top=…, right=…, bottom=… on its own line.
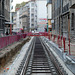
left=0, top=37, right=33, bottom=75
left=31, top=73, right=51, bottom=75
left=41, top=36, right=74, bottom=75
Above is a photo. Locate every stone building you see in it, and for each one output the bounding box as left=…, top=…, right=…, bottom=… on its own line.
left=28, top=0, right=37, bottom=31
left=68, top=0, right=75, bottom=39
left=13, top=1, right=37, bottom=32
left=52, top=0, right=75, bottom=39
left=52, top=0, right=62, bottom=35
left=0, top=0, right=5, bottom=35
left=19, top=4, right=29, bottom=32
left=0, top=0, right=10, bottom=36
left=5, top=0, right=10, bottom=22
left=13, top=3, right=29, bottom=32
left=4, top=0, right=10, bottom=34
left=13, top=12, right=17, bottom=29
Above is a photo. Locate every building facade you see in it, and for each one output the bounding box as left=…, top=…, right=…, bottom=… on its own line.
left=36, top=0, right=47, bottom=32
left=13, top=3, right=29, bottom=32
left=4, top=0, right=10, bottom=34
left=28, top=1, right=37, bottom=31
left=0, top=0, right=5, bottom=35
left=19, top=4, right=29, bottom=32
left=0, top=0, right=10, bottom=36
left=13, top=0, right=37, bottom=32
left=10, top=0, right=14, bottom=23
left=52, top=0, right=62, bottom=35
left=52, top=0, right=75, bottom=39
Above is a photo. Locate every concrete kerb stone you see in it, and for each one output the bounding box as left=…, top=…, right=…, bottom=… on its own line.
left=41, top=36, right=75, bottom=75
left=0, top=37, right=30, bottom=69
left=43, top=36, right=75, bottom=64
left=65, top=56, right=75, bottom=64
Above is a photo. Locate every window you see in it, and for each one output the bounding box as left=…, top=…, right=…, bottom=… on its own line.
left=31, top=24, right=34, bottom=26
left=0, top=1, right=1, bottom=15
left=31, top=3, right=34, bottom=7
left=47, top=0, right=52, bottom=3
left=31, top=8, right=34, bottom=12
left=11, top=0, right=13, bottom=2
left=71, top=13, right=74, bottom=30
left=20, top=22, right=21, bottom=24
left=31, top=19, right=34, bottom=22
left=31, top=14, right=34, bottom=17
left=11, top=6, right=13, bottom=10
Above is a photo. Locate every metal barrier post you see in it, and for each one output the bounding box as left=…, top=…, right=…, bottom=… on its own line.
left=48, top=33, right=50, bottom=40
left=50, top=33, right=52, bottom=40
left=68, top=38, right=71, bottom=55
left=57, top=35, right=60, bottom=45
left=58, top=35, right=61, bottom=48
left=63, top=37, right=66, bottom=52
left=60, top=36, right=62, bottom=47
left=53, top=35, right=56, bottom=42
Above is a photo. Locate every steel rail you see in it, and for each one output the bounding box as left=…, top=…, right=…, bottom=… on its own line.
left=16, top=37, right=36, bottom=75
left=40, top=37, right=68, bottom=75
left=16, top=37, right=68, bottom=75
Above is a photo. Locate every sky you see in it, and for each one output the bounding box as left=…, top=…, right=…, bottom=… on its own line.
left=11, top=0, right=30, bottom=12
left=15, top=0, right=29, bottom=4
left=13, top=0, right=30, bottom=7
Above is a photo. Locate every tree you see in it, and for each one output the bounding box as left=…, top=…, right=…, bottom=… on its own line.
left=21, top=2, right=26, bottom=7
left=15, top=2, right=26, bottom=11
left=15, top=4, right=20, bottom=8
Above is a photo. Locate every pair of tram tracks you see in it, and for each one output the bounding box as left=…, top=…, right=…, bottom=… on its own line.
left=16, top=37, right=68, bottom=75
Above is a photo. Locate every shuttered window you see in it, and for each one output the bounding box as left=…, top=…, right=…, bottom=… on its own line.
left=71, top=13, right=74, bottom=30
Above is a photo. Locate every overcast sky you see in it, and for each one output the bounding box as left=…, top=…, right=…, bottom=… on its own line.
left=13, top=0, right=30, bottom=7
left=11, top=0, right=30, bottom=12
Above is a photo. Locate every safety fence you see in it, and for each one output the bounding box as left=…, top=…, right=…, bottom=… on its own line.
left=27, top=32, right=48, bottom=36
left=22, top=32, right=74, bottom=56
left=46, top=33, right=74, bottom=55
left=0, top=33, right=27, bottom=50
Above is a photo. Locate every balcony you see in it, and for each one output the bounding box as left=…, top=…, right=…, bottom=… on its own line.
left=62, top=3, right=69, bottom=13
left=4, top=9, right=10, bottom=21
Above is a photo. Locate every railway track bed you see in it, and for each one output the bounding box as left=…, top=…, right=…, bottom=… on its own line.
left=16, top=37, right=68, bottom=75
left=25, top=37, right=60, bottom=75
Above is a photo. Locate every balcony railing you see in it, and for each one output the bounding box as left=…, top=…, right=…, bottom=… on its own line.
left=62, top=3, right=69, bottom=13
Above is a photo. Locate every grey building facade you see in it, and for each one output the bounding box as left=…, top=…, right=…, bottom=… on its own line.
left=52, top=0, right=75, bottom=39
left=19, top=5, right=29, bottom=32
left=0, top=0, right=10, bottom=36
left=13, top=4, right=29, bottom=32
left=0, top=0, right=5, bottom=35
left=52, top=0, right=63, bottom=35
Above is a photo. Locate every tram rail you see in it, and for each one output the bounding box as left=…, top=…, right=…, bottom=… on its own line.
left=16, top=37, right=68, bottom=75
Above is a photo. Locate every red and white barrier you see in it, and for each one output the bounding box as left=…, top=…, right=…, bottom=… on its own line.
left=0, top=34, right=27, bottom=50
